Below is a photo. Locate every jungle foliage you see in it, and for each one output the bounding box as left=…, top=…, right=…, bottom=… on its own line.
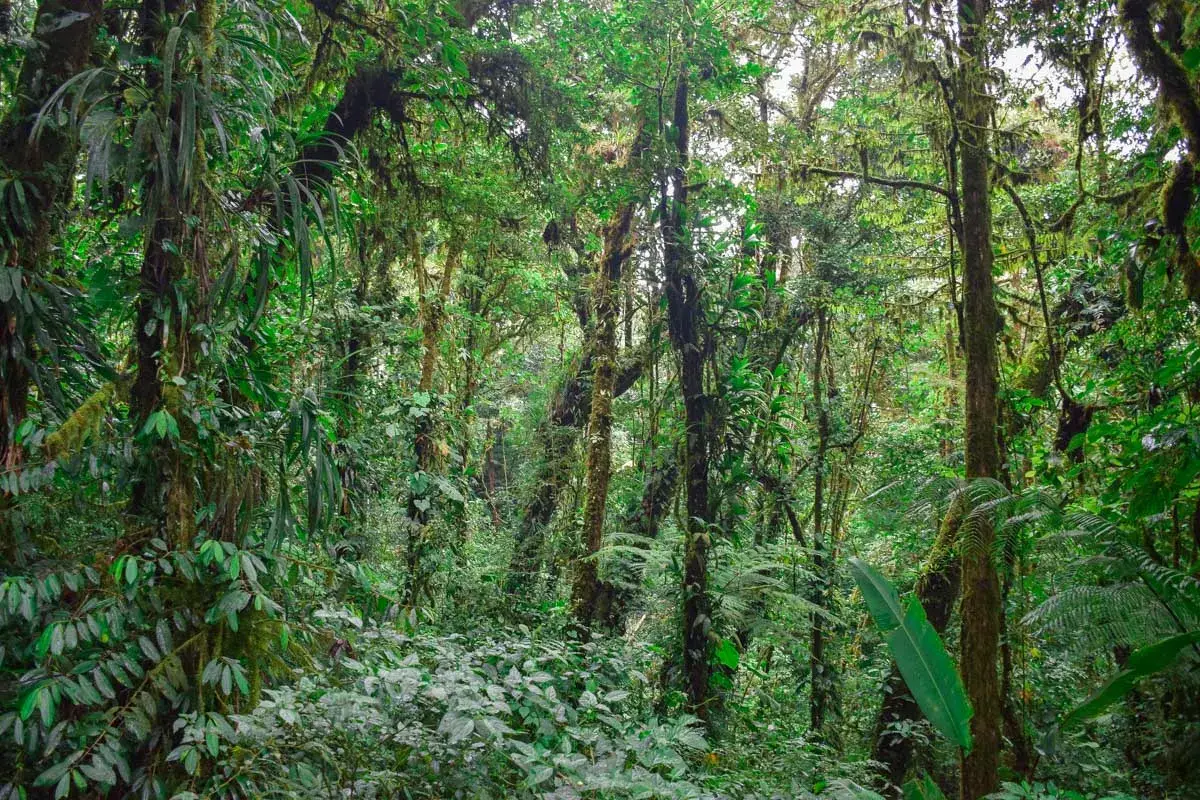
left=1, top=0, right=1199, bottom=797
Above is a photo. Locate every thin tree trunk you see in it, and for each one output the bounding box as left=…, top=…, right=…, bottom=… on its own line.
left=662, top=58, right=711, bottom=717
left=130, top=0, right=205, bottom=550
left=405, top=235, right=461, bottom=608
left=1000, top=563, right=1034, bottom=779
left=573, top=157, right=641, bottom=626
left=623, top=264, right=635, bottom=350
left=810, top=307, right=831, bottom=735
left=940, top=321, right=960, bottom=459
left=956, top=0, right=1003, bottom=795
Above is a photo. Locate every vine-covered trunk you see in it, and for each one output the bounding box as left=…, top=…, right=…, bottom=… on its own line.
left=0, top=0, right=101, bottom=500
left=956, top=0, right=1003, bottom=795
left=1119, top=0, right=1200, bottom=303
left=810, top=307, right=831, bottom=735
left=592, top=454, right=678, bottom=627
left=573, top=188, right=639, bottom=626
left=405, top=235, right=461, bottom=607
left=130, top=0, right=209, bottom=551
left=506, top=345, right=647, bottom=590
left=662, top=61, right=711, bottom=717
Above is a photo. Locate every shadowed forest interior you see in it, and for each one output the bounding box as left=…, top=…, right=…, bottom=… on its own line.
left=2, top=0, right=1200, bottom=797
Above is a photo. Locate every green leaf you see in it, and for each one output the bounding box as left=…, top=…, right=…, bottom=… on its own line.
left=1063, top=630, right=1200, bottom=727
left=34, top=758, right=71, bottom=788
left=849, top=557, right=973, bottom=752
left=714, top=638, right=739, bottom=670
left=18, top=685, right=41, bottom=720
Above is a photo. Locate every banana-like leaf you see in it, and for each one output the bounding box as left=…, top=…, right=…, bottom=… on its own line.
left=849, top=557, right=973, bottom=752
left=1063, top=629, right=1200, bottom=728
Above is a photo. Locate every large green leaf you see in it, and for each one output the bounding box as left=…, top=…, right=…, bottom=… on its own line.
left=1063, top=630, right=1200, bottom=727
left=849, top=557, right=973, bottom=752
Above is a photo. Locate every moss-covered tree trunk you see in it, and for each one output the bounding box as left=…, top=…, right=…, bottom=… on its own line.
left=506, top=344, right=646, bottom=590
left=130, top=0, right=212, bottom=551
left=405, top=235, right=462, bottom=608
left=1120, top=0, right=1200, bottom=303
left=956, top=0, right=1003, bottom=795
left=592, top=453, right=678, bottom=627
left=0, top=0, right=101, bottom=505
left=573, top=177, right=640, bottom=626
left=871, top=500, right=964, bottom=793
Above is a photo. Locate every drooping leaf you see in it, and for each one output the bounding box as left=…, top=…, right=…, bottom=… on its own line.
left=1063, top=630, right=1200, bottom=727
left=849, top=557, right=973, bottom=752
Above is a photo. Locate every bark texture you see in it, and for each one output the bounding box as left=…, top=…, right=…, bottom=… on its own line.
left=1119, top=0, right=1200, bottom=302
left=591, top=456, right=679, bottom=627
left=129, top=0, right=203, bottom=547
left=0, top=0, right=102, bottom=476
left=809, top=307, right=832, bottom=735
left=505, top=344, right=647, bottom=590
left=405, top=236, right=462, bottom=607
left=956, top=0, right=1003, bottom=795
left=662, top=61, right=712, bottom=717
left=573, top=159, right=641, bottom=625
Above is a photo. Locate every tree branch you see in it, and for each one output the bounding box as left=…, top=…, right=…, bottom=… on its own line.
left=798, top=164, right=951, bottom=198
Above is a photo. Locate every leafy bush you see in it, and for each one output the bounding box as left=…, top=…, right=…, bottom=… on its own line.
left=185, top=616, right=714, bottom=798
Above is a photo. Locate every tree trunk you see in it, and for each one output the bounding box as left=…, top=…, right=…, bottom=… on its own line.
left=1119, top=0, right=1200, bottom=303
left=956, top=0, right=1004, bottom=795
left=130, top=0, right=205, bottom=550
left=0, top=0, right=101, bottom=497
left=1000, top=564, right=1034, bottom=779
left=573, top=173, right=640, bottom=626
left=662, top=60, right=711, bottom=717
left=405, top=235, right=461, bottom=608
left=592, top=455, right=679, bottom=628
left=810, top=307, right=831, bottom=735
left=506, top=344, right=647, bottom=590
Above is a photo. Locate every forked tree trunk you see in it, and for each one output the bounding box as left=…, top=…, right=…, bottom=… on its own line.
left=506, top=345, right=647, bottom=590
left=956, top=0, right=1004, bottom=795
left=592, top=455, right=679, bottom=628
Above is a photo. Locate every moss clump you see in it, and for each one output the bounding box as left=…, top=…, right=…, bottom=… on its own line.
left=42, top=381, right=123, bottom=461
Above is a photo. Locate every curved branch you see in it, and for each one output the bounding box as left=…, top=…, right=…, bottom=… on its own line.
left=798, top=164, right=952, bottom=198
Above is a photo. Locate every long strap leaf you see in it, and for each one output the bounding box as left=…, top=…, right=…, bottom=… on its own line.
left=850, top=557, right=973, bottom=753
